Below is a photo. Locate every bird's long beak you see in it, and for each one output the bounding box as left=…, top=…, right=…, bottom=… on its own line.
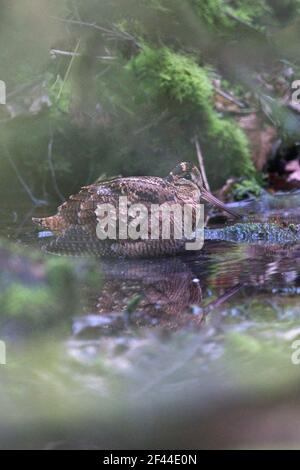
left=201, top=187, right=240, bottom=219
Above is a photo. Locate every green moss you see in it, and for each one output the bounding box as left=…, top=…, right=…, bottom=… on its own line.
left=226, top=0, right=271, bottom=23
left=132, top=47, right=213, bottom=111
left=233, top=179, right=262, bottom=200
left=49, top=77, right=72, bottom=117
left=158, top=53, right=213, bottom=113
left=1, top=285, right=51, bottom=318
left=191, top=0, right=274, bottom=30
left=3, top=0, right=297, bottom=195
left=193, top=0, right=300, bottom=30
left=126, top=294, right=143, bottom=315
left=0, top=241, right=100, bottom=329
left=192, top=0, right=231, bottom=28
left=45, top=258, right=76, bottom=294
left=207, top=118, right=255, bottom=179
left=131, top=47, right=255, bottom=181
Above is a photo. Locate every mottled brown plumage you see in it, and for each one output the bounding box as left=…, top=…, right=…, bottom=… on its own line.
left=33, top=162, right=238, bottom=258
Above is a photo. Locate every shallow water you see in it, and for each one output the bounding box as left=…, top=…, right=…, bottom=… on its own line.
left=1, top=193, right=300, bottom=448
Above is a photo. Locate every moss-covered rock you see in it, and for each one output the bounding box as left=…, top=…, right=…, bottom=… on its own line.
left=131, top=47, right=255, bottom=182
left=192, top=0, right=231, bottom=28
left=1, top=0, right=300, bottom=197
left=232, top=179, right=262, bottom=200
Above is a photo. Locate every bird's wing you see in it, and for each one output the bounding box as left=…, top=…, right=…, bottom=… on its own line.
left=80, top=177, right=182, bottom=239
left=38, top=177, right=178, bottom=237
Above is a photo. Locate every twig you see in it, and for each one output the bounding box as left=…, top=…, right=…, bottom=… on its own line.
left=50, top=15, right=141, bottom=48
left=47, top=137, right=65, bottom=202
left=6, top=77, right=43, bottom=100
left=50, top=49, right=116, bottom=60
left=2, top=145, right=47, bottom=206
left=214, top=87, right=246, bottom=109
left=15, top=206, right=36, bottom=238
left=194, top=137, right=210, bottom=192
left=72, top=2, right=83, bottom=23
left=96, top=65, right=113, bottom=79
left=111, top=22, right=139, bottom=44
left=258, top=94, right=279, bottom=127
left=225, top=11, right=266, bottom=36
left=50, top=15, right=113, bottom=34
left=202, top=284, right=242, bottom=314
left=57, top=38, right=81, bottom=102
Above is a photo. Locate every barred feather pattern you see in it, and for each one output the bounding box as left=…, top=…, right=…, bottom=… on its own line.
left=33, top=163, right=237, bottom=258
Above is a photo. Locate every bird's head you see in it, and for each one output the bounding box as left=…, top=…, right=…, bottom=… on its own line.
left=167, top=162, right=204, bottom=189
left=167, top=162, right=239, bottom=219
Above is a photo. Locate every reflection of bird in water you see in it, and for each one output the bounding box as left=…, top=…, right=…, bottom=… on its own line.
left=33, top=162, right=238, bottom=258
left=94, top=258, right=203, bottom=330
left=82, top=257, right=240, bottom=332
left=198, top=241, right=300, bottom=293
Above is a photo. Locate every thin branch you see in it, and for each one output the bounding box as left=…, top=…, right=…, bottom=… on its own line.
left=47, top=137, right=65, bottom=202
left=72, top=2, right=83, bottom=23
left=50, top=15, right=113, bottom=34
left=96, top=65, right=113, bottom=79
left=225, top=11, right=266, bottom=35
left=111, top=22, right=139, bottom=43
left=50, top=49, right=116, bottom=60
left=203, top=284, right=242, bottom=314
left=6, top=77, right=43, bottom=100
left=57, top=38, right=81, bottom=102
left=50, top=15, right=141, bottom=48
left=15, top=206, right=36, bottom=238
left=214, top=87, right=246, bottom=109
left=194, top=137, right=210, bottom=192
left=2, top=145, right=47, bottom=206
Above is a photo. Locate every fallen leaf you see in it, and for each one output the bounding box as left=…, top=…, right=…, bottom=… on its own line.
left=285, top=159, right=300, bottom=182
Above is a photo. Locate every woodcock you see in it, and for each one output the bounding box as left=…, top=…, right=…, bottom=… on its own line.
left=33, top=162, right=238, bottom=258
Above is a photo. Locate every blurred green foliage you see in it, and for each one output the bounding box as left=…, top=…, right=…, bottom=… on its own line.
left=0, top=0, right=300, bottom=201
left=233, top=178, right=262, bottom=200
left=0, top=239, right=103, bottom=331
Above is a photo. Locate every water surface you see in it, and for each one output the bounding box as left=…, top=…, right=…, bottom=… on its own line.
left=1, top=193, right=300, bottom=448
